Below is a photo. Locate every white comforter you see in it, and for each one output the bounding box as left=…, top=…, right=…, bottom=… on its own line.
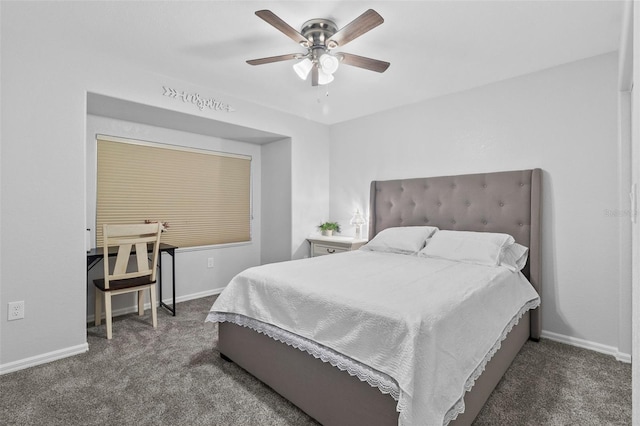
left=206, top=250, right=540, bottom=425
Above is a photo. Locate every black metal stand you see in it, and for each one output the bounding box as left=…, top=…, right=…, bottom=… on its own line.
left=158, top=245, right=177, bottom=316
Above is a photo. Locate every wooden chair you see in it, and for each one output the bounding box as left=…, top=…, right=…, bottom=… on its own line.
left=94, top=222, right=163, bottom=339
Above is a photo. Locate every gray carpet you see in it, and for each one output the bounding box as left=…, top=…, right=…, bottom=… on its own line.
left=0, top=296, right=631, bottom=425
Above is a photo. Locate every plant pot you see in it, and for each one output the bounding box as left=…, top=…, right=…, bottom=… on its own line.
left=322, top=230, right=333, bottom=236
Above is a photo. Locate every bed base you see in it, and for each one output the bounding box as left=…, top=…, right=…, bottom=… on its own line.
left=219, top=311, right=530, bottom=426
left=217, top=168, right=541, bottom=425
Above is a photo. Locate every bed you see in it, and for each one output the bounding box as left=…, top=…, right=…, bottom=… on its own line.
left=206, top=169, right=542, bottom=425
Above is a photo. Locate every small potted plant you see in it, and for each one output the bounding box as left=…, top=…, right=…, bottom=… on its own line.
left=318, top=221, right=341, bottom=237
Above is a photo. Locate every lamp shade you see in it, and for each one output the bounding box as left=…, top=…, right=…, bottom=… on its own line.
left=319, top=53, right=340, bottom=75
left=350, top=209, right=366, bottom=226
left=318, top=69, right=334, bottom=85
left=293, top=58, right=313, bottom=80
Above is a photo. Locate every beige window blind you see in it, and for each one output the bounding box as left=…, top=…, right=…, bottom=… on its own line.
left=96, top=135, right=251, bottom=248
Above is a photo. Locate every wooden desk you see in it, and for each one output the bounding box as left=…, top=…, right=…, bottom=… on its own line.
left=86, top=243, right=178, bottom=316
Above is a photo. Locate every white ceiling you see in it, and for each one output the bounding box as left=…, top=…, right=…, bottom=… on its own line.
left=55, top=1, right=623, bottom=125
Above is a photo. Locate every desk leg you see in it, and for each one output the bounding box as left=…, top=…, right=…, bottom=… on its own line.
left=158, top=253, right=163, bottom=309
left=171, top=251, right=176, bottom=315
left=159, top=250, right=176, bottom=316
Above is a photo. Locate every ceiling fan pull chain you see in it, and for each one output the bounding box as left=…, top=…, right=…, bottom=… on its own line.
left=315, top=85, right=330, bottom=102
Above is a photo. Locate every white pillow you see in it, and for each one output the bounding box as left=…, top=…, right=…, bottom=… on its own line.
left=418, top=230, right=515, bottom=266
left=361, top=226, right=439, bottom=255
left=500, top=242, right=529, bottom=272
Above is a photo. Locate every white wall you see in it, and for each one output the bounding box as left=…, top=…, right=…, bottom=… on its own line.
left=0, top=2, right=330, bottom=372
left=330, top=52, right=630, bottom=357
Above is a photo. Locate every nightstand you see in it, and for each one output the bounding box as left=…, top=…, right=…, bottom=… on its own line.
left=307, top=236, right=368, bottom=257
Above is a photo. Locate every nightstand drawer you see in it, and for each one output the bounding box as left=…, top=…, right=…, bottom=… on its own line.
left=313, top=244, right=348, bottom=256
left=307, top=236, right=368, bottom=258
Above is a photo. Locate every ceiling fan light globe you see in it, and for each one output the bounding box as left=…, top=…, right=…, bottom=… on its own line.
left=317, top=69, right=334, bottom=85
left=319, top=53, right=340, bottom=75
left=293, top=58, right=313, bottom=80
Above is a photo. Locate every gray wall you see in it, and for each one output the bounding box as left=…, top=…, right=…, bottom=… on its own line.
left=329, top=52, right=630, bottom=359
left=0, top=1, right=629, bottom=372
left=261, top=138, right=293, bottom=264
left=0, top=2, right=330, bottom=372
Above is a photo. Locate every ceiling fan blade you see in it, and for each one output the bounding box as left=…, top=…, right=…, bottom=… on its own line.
left=327, top=9, right=383, bottom=48
left=339, top=53, right=390, bottom=73
left=255, top=10, right=309, bottom=47
left=311, top=65, right=319, bottom=86
left=247, top=53, right=300, bottom=66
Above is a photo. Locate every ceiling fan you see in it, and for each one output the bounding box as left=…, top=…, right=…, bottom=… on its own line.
left=247, top=9, right=390, bottom=86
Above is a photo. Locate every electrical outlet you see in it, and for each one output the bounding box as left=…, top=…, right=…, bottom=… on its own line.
left=207, top=257, right=214, bottom=268
left=8, top=301, right=25, bottom=321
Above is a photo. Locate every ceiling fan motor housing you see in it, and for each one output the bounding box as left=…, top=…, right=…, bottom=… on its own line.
left=301, top=19, right=338, bottom=53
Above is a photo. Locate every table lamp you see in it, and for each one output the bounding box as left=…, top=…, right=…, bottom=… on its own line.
left=350, top=209, right=366, bottom=240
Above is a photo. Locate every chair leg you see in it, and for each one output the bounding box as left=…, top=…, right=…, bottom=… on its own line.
left=105, top=293, right=113, bottom=340
left=95, top=289, right=102, bottom=326
left=150, top=284, right=157, bottom=329
left=138, top=290, right=145, bottom=316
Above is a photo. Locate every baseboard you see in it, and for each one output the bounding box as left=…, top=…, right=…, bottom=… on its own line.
left=616, top=351, right=632, bottom=363
left=87, top=286, right=226, bottom=323
left=540, top=330, right=631, bottom=363
left=172, top=287, right=225, bottom=304
left=0, top=343, right=89, bottom=375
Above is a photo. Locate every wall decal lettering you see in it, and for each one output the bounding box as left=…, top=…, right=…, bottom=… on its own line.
left=162, top=86, right=235, bottom=112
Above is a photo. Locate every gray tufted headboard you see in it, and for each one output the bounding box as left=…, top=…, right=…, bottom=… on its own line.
left=368, top=169, right=541, bottom=339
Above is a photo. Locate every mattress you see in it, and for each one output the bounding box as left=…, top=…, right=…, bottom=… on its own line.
left=206, top=250, right=540, bottom=425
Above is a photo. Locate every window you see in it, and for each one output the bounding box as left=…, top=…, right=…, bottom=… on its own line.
left=96, top=135, right=251, bottom=248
